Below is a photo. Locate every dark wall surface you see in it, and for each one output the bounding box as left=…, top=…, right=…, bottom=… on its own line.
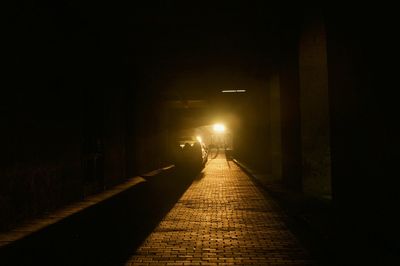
left=325, top=4, right=399, bottom=263
left=2, top=1, right=170, bottom=231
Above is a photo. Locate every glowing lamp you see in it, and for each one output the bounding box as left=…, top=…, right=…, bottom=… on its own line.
left=213, top=123, right=225, bottom=133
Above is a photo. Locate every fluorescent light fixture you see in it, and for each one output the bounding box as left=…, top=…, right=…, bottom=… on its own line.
left=221, top=89, right=247, bottom=93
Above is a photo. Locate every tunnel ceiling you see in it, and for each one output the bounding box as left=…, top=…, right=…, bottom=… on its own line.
left=22, top=1, right=301, bottom=129
left=121, top=2, right=290, bottom=103
left=111, top=2, right=299, bottom=130
left=56, top=1, right=302, bottom=99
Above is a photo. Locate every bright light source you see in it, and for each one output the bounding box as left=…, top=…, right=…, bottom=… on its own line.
left=221, top=89, right=246, bottom=93
left=196, top=136, right=202, bottom=143
left=213, top=123, right=226, bottom=133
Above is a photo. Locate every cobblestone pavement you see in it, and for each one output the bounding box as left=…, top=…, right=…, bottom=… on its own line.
left=125, top=155, right=313, bottom=265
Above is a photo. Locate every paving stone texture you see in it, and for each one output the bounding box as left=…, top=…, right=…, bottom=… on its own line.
left=126, top=155, right=313, bottom=265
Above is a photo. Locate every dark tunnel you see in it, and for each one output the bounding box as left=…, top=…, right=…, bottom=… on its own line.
left=2, top=2, right=399, bottom=265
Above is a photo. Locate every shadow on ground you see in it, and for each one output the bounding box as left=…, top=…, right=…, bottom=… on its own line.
left=0, top=168, right=200, bottom=266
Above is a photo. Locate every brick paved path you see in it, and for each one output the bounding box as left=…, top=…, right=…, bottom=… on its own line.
left=125, top=155, right=312, bottom=265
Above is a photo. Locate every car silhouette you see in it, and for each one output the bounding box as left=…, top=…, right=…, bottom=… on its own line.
left=173, top=137, right=208, bottom=169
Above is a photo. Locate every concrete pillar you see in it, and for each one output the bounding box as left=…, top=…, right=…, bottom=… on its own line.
left=325, top=6, right=399, bottom=262
left=279, top=26, right=302, bottom=191
left=268, top=73, right=282, bottom=181
left=253, top=83, right=271, bottom=173
left=299, top=9, right=331, bottom=197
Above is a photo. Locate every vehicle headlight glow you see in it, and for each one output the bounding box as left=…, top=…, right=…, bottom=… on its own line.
left=213, top=123, right=225, bottom=133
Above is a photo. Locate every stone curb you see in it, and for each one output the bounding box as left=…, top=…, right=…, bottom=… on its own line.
left=0, top=165, right=175, bottom=248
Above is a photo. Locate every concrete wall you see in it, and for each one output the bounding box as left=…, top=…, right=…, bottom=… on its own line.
left=1, top=2, right=171, bottom=231
left=0, top=87, right=83, bottom=231
left=0, top=84, right=170, bottom=231
left=103, top=86, right=127, bottom=187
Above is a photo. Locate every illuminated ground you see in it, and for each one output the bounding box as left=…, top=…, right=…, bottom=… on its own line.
left=125, top=154, right=312, bottom=265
